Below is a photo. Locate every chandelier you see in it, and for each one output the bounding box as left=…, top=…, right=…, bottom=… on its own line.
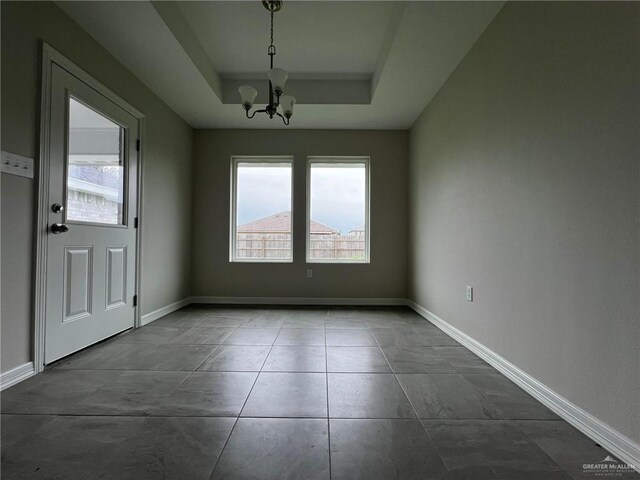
left=238, top=0, right=295, bottom=125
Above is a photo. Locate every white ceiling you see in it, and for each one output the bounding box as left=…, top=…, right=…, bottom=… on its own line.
left=58, top=1, right=504, bottom=130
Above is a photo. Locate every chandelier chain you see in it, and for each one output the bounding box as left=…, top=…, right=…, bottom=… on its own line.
left=270, top=10, right=274, bottom=48
left=239, top=1, right=292, bottom=125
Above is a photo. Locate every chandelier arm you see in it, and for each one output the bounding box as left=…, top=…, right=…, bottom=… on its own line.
left=246, top=108, right=268, bottom=119
left=276, top=111, right=289, bottom=125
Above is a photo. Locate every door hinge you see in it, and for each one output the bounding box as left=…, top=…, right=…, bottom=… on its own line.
left=133, top=295, right=138, bottom=307
left=134, top=217, right=138, bottom=228
left=136, top=139, right=140, bottom=152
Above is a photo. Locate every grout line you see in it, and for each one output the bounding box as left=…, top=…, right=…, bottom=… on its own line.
left=514, top=422, right=595, bottom=479
left=0, top=412, right=568, bottom=421
left=206, top=315, right=285, bottom=479
left=191, top=326, right=242, bottom=373
left=371, top=327, right=461, bottom=480
left=323, top=314, right=333, bottom=480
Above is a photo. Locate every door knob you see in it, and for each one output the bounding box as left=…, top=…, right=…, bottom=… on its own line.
left=51, top=203, right=64, bottom=213
left=51, top=223, right=69, bottom=234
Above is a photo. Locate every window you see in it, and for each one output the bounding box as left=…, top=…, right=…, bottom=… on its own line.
left=230, top=157, right=293, bottom=262
left=307, top=157, right=370, bottom=263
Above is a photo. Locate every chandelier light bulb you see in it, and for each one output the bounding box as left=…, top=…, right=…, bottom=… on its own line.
left=238, top=85, right=258, bottom=109
left=280, top=95, right=296, bottom=118
left=267, top=68, right=288, bottom=96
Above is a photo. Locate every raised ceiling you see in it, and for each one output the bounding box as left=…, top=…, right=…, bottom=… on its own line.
left=58, top=1, right=504, bottom=129
left=178, top=1, right=396, bottom=77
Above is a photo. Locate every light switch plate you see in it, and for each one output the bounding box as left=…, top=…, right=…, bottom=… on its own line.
left=465, top=286, right=473, bottom=302
left=1, top=151, right=34, bottom=179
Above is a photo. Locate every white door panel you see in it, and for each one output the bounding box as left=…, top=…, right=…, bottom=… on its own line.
left=44, top=64, right=138, bottom=364
left=106, top=246, right=127, bottom=309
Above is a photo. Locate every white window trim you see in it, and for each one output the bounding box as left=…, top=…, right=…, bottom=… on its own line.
left=306, top=156, right=371, bottom=264
left=229, top=155, right=294, bottom=263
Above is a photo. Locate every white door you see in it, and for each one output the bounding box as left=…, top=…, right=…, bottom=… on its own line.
left=44, top=63, right=139, bottom=364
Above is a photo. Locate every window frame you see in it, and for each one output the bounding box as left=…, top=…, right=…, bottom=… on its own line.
left=306, top=156, right=371, bottom=264
left=229, top=155, right=294, bottom=263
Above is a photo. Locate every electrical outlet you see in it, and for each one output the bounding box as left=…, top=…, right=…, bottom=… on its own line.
left=1, top=150, right=34, bottom=179
left=465, top=286, right=473, bottom=302
left=306, top=269, right=313, bottom=278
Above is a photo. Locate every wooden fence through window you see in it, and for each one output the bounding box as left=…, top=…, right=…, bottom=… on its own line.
left=236, top=233, right=365, bottom=260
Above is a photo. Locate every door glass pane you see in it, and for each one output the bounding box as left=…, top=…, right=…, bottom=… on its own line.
left=66, top=97, right=125, bottom=225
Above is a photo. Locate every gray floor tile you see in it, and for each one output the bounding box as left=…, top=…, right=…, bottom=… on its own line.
left=1, top=415, right=234, bottom=480
left=282, top=318, right=326, bottom=328
left=150, top=372, right=257, bottom=416
left=2, top=370, right=190, bottom=416
left=280, top=309, right=328, bottom=320
left=410, top=322, right=446, bottom=334
left=425, top=420, right=571, bottom=480
left=365, top=317, right=414, bottom=329
left=149, top=315, right=209, bottom=329
left=255, top=308, right=291, bottom=319
left=432, top=347, right=496, bottom=373
left=464, top=374, right=559, bottom=420
left=240, top=317, right=284, bottom=328
left=515, top=420, right=640, bottom=479
left=198, top=308, right=261, bottom=318
left=275, top=328, right=325, bottom=346
left=4, top=306, right=619, bottom=480
left=328, top=309, right=404, bottom=321
left=79, top=370, right=191, bottom=415
left=397, top=374, right=501, bottom=419
left=111, top=326, right=186, bottom=344
left=2, top=370, right=120, bottom=414
left=416, top=334, right=461, bottom=346
left=172, top=327, right=236, bottom=344
left=324, top=318, right=369, bottom=329
left=211, top=418, right=330, bottom=480
left=223, top=328, right=280, bottom=345
left=401, top=315, right=436, bottom=326
left=326, top=329, right=377, bottom=346
left=327, top=346, right=391, bottom=373
left=382, top=346, right=458, bottom=373
left=195, top=316, right=246, bottom=327
left=53, top=341, right=140, bottom=369
left=372, top=327, right=454, bottom=346
left=370, top=327, right=426, bottom=346
left=242, top=372, right=327, bottom=417
left=1, top=415, right=56, bottom=449
left=330, top=419, right=452, bottom=479
left=197, top=345, right=270, bottom=371
left=263, top=346, right=326, bottom=372
left=328, top=373, right=416, bottom=418
left=56, top=342, right=216, bottom=371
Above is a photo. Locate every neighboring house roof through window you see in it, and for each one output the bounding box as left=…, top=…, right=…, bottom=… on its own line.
left=238, top=211, right=339, bottom=234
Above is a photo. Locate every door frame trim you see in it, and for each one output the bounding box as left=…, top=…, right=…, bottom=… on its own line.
left=34, top=43, right=145, bottom=373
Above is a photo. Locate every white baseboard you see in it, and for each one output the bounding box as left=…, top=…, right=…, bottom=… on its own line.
left=141, top=297, right=192, bottom=326
left=407, top=300, right=640, bottom=472
left=189, top=296, right=407, bottom=306
left=0, top=362, right=35, bottom=391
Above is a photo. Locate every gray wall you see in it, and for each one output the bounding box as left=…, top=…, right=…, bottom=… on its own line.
left=1, top=1, right=194, bottom=373
left=408, top=2, right=639, bottom=443
left=192, top=130, right=408, bottom=300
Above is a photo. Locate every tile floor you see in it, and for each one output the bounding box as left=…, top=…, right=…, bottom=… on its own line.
left=1, top=306, right=636, bottom=479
